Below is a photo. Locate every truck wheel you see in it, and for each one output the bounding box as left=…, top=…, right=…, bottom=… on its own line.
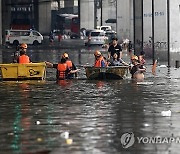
left=33, top=40, right=39, bottom=45
left=13, top=40, right=19, bottom=46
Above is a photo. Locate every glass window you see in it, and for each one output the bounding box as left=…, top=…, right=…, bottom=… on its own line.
left=91, top=32, right=105, bottom=36
left=10, top=31, right=21, bottom=36
left=21, top=31, right=30, bottom=36
left=33, top=32, right=40, bottom=36
left=101, top=27, right=107, bottom=31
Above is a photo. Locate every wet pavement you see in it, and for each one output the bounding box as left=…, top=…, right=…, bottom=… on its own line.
left=0, top=41, right=180, bottom=154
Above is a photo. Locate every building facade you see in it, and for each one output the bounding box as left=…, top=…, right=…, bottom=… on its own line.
left=0, top=0, right=180, bottom=57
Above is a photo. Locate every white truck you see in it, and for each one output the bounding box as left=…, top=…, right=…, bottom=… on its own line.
left=99, top=26, right=112, bottom=31
left=5, top=29, right=44, bottom=45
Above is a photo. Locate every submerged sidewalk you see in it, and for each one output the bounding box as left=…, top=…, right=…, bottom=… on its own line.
left=36, top=36, right=85, bottom=49
left=0, top=37, right=86, bottom=50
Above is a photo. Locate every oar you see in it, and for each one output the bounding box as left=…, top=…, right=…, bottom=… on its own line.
left=152, top=60, right=157, bottom=76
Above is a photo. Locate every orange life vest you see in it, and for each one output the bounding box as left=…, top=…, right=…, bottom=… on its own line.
left=57, top=63, right=68, bottom=79
left=94, top=56, right=106, bottom=67
left=19, top=55, right=30, bottom=63
left=66, top=60, right=73, bottom=69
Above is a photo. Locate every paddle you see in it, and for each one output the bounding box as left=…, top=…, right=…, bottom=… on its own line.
left=152, top=60, right=157, bottom=76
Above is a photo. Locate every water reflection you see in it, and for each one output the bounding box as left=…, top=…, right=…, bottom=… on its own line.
left=57, top=80, right=73, bottom=88
left=95, top=81, right=105, bottom=89
left=11, top=102, right=22, bottom=154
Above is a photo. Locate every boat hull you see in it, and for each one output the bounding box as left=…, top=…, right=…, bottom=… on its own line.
left=85, top=66, right=129, bottom=80
left=0, top=62, right=46, bottom=81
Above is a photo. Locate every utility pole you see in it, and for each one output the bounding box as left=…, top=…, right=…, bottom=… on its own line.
left=78, top=0, right=80, bottom=34
left=167, top=0, right=170, bottom=67
left=94, top=0, right=97, bottom=29
left=57, top=0, right=61, bottom=12
left=141, top=0, right=143, bottom=53
left=152, top=0, right=155, bottom=63
left=133, top=0, right=135, bottom=54
left=116, top=0, right=117, bottom=32
left=101, top=0, right=102, bottom=26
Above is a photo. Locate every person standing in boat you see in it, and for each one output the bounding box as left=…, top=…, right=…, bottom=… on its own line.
left=45, top=55, right=79, bottom=80
left=17, top=43, right=31, bottom=63
left=62, top=52, right=78, bottom=78
left=129, top=55, right=146, bottom=81
left=108, top=38, right=122, bottom=61
left=94, top=50, right=106, bottom=67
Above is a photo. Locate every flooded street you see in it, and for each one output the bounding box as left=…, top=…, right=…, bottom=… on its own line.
left=0, top=44, right=180, bottom=154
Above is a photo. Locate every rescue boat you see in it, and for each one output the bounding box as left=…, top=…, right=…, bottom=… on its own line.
left=85, top=66, right=129, bottom=80
left=0, top=62, right=46, bottom=81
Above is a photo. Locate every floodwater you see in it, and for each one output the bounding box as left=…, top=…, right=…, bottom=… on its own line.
left=0, top=46, right=180, bottom=154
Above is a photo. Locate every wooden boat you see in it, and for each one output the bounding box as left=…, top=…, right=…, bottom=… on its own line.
left=85, top=66, right=129, bottom=80
left=0, top=62, right=46, bottom=81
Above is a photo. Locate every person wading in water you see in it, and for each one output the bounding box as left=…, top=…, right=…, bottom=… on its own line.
left=129, top=55, right=146, bottom=81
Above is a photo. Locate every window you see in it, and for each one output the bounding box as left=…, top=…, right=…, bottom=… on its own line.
left=10, top=31, right=20, bottom=36
left=33, top=32, right=40, bottom=36
left=91, top=32, right=105, bottom=36
left=21, top=31, right=30, bottom=36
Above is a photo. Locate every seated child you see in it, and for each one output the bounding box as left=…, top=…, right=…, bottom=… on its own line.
left=138, top=51, right=146, bottom=65
left=110, top=53, right=129, bottom=66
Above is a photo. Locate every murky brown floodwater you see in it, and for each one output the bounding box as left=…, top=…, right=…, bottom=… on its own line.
left=0, top=46, right=180, bottom=154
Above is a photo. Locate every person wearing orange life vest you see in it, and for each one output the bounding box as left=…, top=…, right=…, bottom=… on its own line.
left=62, top=52, right=78, bottom=78
left=17, top=43, right=31, bottom=63
left=45, top=56, right=79, bottom=80
left=94, top=50, right=106, bottom=67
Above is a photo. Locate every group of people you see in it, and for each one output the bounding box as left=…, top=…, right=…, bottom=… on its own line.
left=93, top=37, right=146, bottom=81
left=45, top=53, right=79, bottom=80
left=13, top=39, right=146, bottom=81
left=93, top=38, right=129, bottom=67
left=13, top=43, right=79, bottom=80
left=129, top=54, right=146, bottom=81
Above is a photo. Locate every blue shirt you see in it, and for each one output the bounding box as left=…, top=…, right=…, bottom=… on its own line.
left=101, top=60, right=106, bottom=67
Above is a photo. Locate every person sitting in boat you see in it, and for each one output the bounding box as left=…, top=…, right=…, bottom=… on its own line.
left=94, top=50, right=106, bottom=67
left=110, top=53, right=129, bottom=66
left=45, top=56, right=79, bottom=80
left=17, top=43, right=31, bottom=63
left=129, top=55, right=146, bottom=81
left=108, top=37, right=122, bottom=61
left=138, top=50, right=146, bottom=65
left=62, top=52, right=78, bottom=78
